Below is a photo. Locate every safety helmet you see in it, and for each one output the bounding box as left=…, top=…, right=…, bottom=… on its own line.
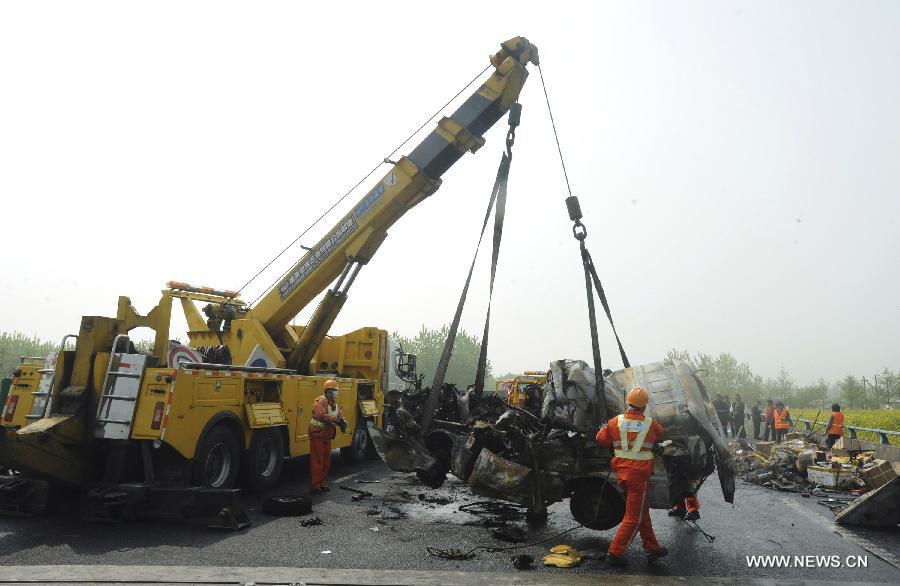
left=323, top=379, right=339, bottom=390
left=626, top=387, right=649, bottom=408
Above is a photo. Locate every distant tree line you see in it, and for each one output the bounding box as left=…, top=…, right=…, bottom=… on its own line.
left=666, top=349, right=898, bottom=410
left=4, top=329, right=894, bottom=411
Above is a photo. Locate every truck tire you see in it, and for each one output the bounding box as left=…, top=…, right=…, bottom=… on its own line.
left=193, top=425, right=241, bottom=489
left=262, top=494, right=312, bottom=516
left=340, top=419, right=372, bottom=464
left=242, top=428, right=284, bottom=492
left=569, top=478, right=625, bottom=530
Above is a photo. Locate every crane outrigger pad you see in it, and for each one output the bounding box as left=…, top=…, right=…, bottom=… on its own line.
left=83, top=484, right=251, bottom=530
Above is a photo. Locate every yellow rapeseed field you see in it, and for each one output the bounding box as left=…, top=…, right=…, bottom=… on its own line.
left=793, top=408, right=900, bottom=443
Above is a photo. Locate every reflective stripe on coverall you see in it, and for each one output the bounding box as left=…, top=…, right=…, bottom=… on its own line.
left=595, top=410, right=666, bottom=557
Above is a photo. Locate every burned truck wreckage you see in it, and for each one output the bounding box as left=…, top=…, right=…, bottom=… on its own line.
left=369, top=359, right=737, bottom=530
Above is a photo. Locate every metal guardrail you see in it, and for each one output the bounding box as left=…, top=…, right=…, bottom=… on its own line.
left=797, top=417, right=898, bottom=445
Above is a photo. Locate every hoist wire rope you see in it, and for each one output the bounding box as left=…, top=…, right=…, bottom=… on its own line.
left=537, top=63, right=573, bottom=198
left=234, top=64, right=492, bottom=307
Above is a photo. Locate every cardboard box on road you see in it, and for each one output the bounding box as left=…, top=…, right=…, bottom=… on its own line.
left=859, top=460, right=898, bottom=490
left=755, top=441, right=774, bottom=458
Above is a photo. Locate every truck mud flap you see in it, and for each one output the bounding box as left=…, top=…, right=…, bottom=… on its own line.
left=83, top=484, right=251, bottom=530
left=0, top=475, right=49, bottom=516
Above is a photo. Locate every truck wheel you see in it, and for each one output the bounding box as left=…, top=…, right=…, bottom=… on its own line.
left=242, top=428, right=284, bottom=492
left=262, top=494, right=312, bottom=516
left=340, top=420, right=371, bottom=464
left=569, top=478, right=625, bottom=530
left=194, top=425, right=240, bottom=489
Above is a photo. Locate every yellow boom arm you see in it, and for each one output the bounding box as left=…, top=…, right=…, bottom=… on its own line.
left=247, top=37, right=538, bottom=370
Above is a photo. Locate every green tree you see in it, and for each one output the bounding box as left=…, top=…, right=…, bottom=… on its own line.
left=393, top=325, right=492, bottom=390
left=794, top=379, right=829, bottom=408
left=838, top=375, right=864, bottom=409
left=0, top=332, right=57, bottom=378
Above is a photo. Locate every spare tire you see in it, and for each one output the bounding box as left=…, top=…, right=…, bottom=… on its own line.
left=262, top=494, right=312, bottom=516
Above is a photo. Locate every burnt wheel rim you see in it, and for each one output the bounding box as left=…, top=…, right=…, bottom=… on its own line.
left=257, top=436, right=278, bottom=477
left=204, top=442, right=232, bottom=487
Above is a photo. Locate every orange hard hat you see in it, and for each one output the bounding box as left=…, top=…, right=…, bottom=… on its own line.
left=626, top=387, right=649, bottom=408
left=323, top=379, right=339, bottom=390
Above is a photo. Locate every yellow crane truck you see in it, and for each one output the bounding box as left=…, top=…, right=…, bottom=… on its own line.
left=0, top=36, right=539, bottom=525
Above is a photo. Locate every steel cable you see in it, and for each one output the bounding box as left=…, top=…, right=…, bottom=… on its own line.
left=537, top=63, right=573, bottom=198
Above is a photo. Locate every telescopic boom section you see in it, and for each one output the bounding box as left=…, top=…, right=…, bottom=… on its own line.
left=248, top=37, right=538, bottom=363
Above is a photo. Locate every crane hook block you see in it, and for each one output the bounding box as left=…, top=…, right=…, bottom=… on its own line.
left=508, top=103, right=522, bottom=128
left=565, top=196, right=582, bottom=222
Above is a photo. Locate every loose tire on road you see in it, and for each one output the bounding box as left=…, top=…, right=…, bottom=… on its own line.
left=193, top=424, right=241, bottom=489
left=242, top=428, right=285, bottom=492
left=262, top=494, right=312, bottom=516
left=340, top=418, right=374, bottom=464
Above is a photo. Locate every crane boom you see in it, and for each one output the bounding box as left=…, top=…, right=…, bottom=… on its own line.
left=247, top=37, right=538, bottom=365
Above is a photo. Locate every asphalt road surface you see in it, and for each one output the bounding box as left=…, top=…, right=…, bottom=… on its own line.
left=1, top=454, right=897, bottom=583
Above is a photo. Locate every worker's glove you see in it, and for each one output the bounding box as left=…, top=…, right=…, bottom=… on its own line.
left=336, top=418, right=348, bottom=433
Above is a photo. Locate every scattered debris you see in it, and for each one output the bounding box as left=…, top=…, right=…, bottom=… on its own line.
left=339, top=485, right=373, bottom=501
left=320, top=550, right=332, bottom=555
left=731, top=435, right=899, bottom=528
left=299, top=516, right=324, bottom=527
left=369, top=526, right=380, bottom=532
left=355, top=479, right=381, bottom=484
left=512, top=554, right=534, bottom=570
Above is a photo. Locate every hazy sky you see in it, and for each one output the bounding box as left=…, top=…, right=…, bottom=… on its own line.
left=1, top=1, right=898, bottom=385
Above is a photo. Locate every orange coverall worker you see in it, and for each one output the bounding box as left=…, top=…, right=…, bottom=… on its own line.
left=825, top=411, right=844, bottom=449
left=595, top=409, right=667, bottom=558
left=309, top=394, right=344, bottom=491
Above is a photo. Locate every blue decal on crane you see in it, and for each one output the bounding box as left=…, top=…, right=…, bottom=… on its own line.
left=278, top=216, right=358, bottom=301
left=354, top=183, right=385, bottom=218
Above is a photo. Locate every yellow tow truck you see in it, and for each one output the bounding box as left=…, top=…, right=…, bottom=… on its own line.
left=496, top=370, right=547, bottom=414
left=0, top=36, right=538, bottom=525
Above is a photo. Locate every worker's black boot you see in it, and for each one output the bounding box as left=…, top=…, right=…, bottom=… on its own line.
left=321, top=484, right=331, bottom=492
left=647, top=547, right=669, bottom=563
left=605, top=553, right=628, bottom=567
left=667, top=507, right=683, bottom=517
left=685, top=510, right=700, bottom=521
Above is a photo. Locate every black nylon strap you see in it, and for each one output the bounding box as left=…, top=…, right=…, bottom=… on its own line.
left=581, top=243, right=630, bottom=369
left=474, top=128, right=515, bottom=395
left=419, top=131, right=514, bottom=433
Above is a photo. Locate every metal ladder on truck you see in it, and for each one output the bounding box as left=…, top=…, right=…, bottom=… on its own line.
left=26, top=334, right=78, bottom=421
left=94, top=334, right=148, bottom=440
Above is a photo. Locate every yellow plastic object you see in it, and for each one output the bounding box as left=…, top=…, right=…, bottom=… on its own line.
left=542, top=544, right=583, bottom=568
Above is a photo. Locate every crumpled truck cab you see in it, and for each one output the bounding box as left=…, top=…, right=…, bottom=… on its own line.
left=370, top=358, right=737, bottom=530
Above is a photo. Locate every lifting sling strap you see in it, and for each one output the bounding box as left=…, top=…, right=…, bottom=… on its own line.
left=565, top=196, right=630, bottom=423
left=420, top=104, right=521, bottom=434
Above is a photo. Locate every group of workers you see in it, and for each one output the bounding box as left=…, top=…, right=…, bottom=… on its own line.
left=713, top=393, right=747, bottom=438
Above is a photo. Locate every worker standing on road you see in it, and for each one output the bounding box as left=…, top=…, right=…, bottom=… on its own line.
left=714, top=395, right=730, bottom=437
left=595, top=387, right=669, bottom=567
left=309, top=379, right=347, bottom=494
left=731, top=394, right=746, bottom=439
left=825, top=403, right=844, bottom=450
left=763, top=399, right=775, bottom=441
left=751, top=401, right=763, bottom=440
left=773, top=401, right=791, bottom=443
